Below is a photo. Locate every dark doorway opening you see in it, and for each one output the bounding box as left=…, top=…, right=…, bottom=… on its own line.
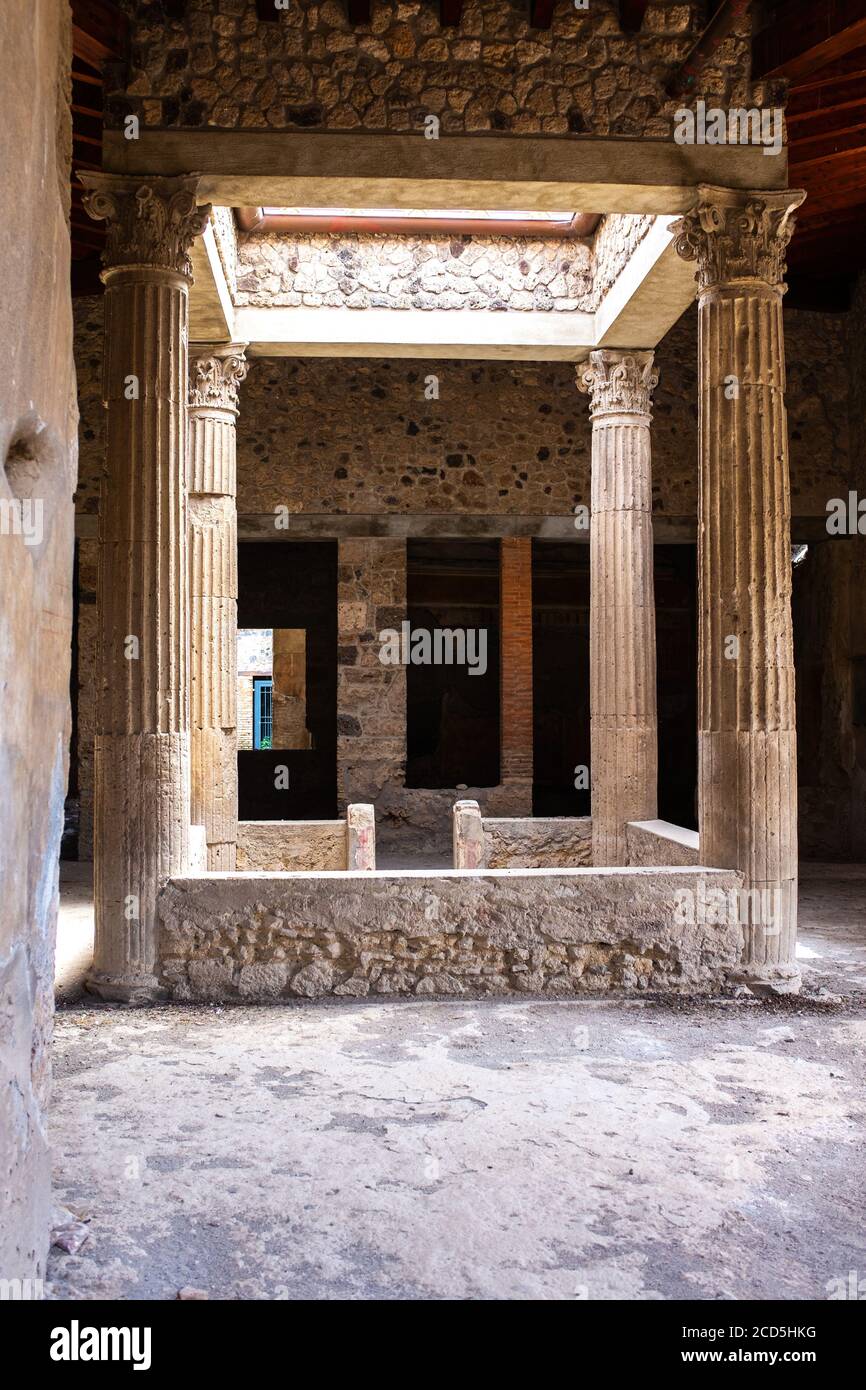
left=531, top=540, right=697, bottom=828
left=655, top=545, right=697, bottom=830
left=406, top=539, right=500, bottom=788
left=532, top=541, right=590, bottom=816
left=237, top=541, right=337, bottom=819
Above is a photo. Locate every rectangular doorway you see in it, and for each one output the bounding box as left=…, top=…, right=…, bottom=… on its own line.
left=237, top=541, right=337, bottom=819
left=406, top=539, right=500, bottom=788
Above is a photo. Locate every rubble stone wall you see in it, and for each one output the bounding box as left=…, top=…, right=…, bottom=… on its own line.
left=237, top=819, right=347, bottom=870
left=483, top=815, right=592, bottom=867
left=111, top=0, right=762, bottom=138
left=235, top=225, right=595, bottom=312
left=159, top=865, right=743, bottom=1000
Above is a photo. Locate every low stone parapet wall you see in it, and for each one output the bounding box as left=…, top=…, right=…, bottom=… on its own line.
left=236, top=804, right=375, bottom=872
left=484, top=815, right=593, bottom=868
left=453, top=800, right=592, bottom=869
left=158, top=865, right=742, bottom=1002
left=627, top=819, right=700, bottom=867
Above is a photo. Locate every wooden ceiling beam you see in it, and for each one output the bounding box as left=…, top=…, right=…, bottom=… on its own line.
left=788, top=86, right=866, bottom=118
left=753, top=0, right=866, bottom=83
left=71, top=0, right=127, bottom=67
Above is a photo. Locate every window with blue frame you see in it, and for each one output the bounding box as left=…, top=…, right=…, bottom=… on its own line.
left=253, top=677, right=273, bottom=749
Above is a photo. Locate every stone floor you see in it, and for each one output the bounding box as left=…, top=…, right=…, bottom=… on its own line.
left=47, top=862, right=866, bottom=1301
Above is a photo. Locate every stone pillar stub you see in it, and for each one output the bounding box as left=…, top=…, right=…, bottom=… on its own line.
left=577, top=349, right=659, bottom=868
left=346, top=804, right=376, bottom=871
left=188, top=342, right=249, bottom=872
left=81, top=172, right=211, bottom=1002
left=673, top=184, right=805, bottom=990
left=454, top=799, right=485, bottom=870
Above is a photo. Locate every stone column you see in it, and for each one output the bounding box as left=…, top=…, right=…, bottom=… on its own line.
left=81, top=174, right=210, bottom=1001
left=499, top=537, right=533, bottom=812
left=673, top=186, right=805, bottom=990
left=188, top=343, right=249, bottom=871
left=577, top=350, right=659, bottom=867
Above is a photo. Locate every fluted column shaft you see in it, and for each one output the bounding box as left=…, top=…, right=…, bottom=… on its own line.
left=188, top=345, right=249, bottom=871
left=82, top=174, right=210, bottom=1001
left=674, top=185, right=805, bottom=988
left=578, top=351, right=658, bottom=867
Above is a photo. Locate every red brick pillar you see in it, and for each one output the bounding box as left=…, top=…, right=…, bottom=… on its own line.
left=500, top=538, right=533, bottom=811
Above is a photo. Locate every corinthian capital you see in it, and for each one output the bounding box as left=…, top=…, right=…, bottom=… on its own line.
left=189, top=344, right=250, bottom=412
left=79, top=173, right=211, bottom=279
left=672, top=185, right=806, bottom=293
left=576, top=349, right=658, bottom=419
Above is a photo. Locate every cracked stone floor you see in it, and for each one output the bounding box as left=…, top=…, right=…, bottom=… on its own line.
left=47, top=863, right=866, bottom=1301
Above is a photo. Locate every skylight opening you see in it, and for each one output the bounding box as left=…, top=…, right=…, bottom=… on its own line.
left=263, top=207, right=577, bottom=221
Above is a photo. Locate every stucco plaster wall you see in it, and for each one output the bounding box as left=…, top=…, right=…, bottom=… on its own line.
left=0, top=0, right=76, bottom=1288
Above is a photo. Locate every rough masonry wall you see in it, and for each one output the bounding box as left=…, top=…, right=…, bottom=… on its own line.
left=338, top=538, right=407, bottom=808
left=74, top=297, right=850, bottom=522
left=235, top=226, right=594, bottom=312
left=159, top=866, right=743, bottom=1000
left=112, top=0, right=761, bottom=137
left=232, top=213, right=652, bottom=315
left=0, top=0, right=76, bottom=1288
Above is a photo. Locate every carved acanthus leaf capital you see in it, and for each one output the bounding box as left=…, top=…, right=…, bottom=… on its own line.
left=79, top=173, right=211, bottom=278
left=576, top=350, right=658, bottom=418
left=671, top=185, right=806, bottom=292
left=189, top=345, right=250, bottom=412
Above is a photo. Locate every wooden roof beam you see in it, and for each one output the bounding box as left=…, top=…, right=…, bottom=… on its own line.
left=753, top=0, right=866, bottom=83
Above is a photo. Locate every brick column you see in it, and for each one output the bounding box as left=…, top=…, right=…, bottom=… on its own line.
left=188, top=343, right=249, bottom=871
left=577, top=350, right=659, bottom=867
left=81, top=174, right=210, bottom=1001
left=673, top=185, right=805, bottom=991
left=499, top=538, right=533, bottom=810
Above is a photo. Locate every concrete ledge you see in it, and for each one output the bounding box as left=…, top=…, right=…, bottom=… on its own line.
left=158, top=865, right=742, bottom=1000
left=627, top=819, right=700, bottom=867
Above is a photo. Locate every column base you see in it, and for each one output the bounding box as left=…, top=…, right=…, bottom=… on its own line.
left=728, top=963, right=802, bottom=997
left=207, top=842, right=237, bottom=872
left=84, top=970, right=167, bottom=1005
